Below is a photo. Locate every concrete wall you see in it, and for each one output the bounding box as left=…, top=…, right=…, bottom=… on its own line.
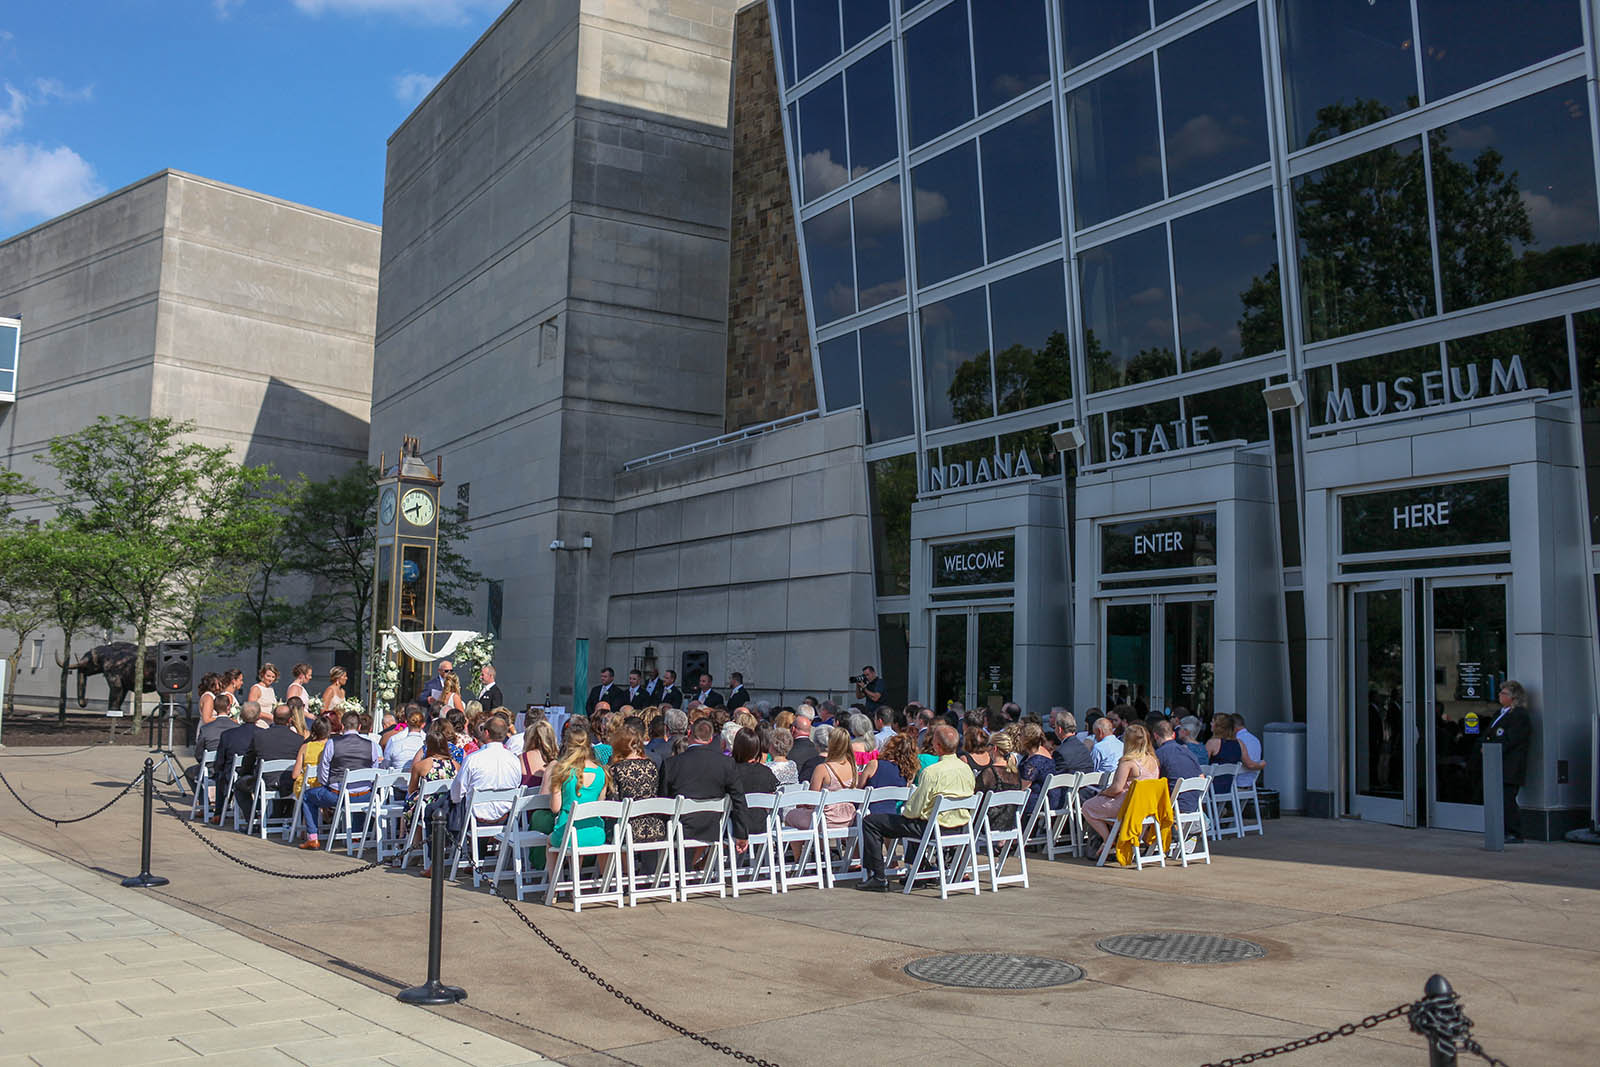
left=605, top=408, right=877, bottom=703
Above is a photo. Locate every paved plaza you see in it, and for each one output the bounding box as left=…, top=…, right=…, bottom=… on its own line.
left=0, top=745, right=1597, bottom=1066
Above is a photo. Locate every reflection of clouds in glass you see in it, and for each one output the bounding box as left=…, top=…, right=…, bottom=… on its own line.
left=853, top=181, right=902, bottom=235
left=989, top=73, right=1029, bottom=102
left=803, top=149, right=848, bottom=198
left=1446, top=121, right=1498, bottom=152
left=1165, top=113, right=1252, bottom=168
left=823, top=283, right=854, bottom=318
left=859, top=280, right=905, bottom=308
left=913, top=187, right=950, bottom=223
left=808, top=204, right=851, bottom=244
left=1134, top=152, right=1163, bottom=176
left=1521, top=189, right=1599, bottom=246
left=1179, top=310, right=1242, bottom=350
left=1130, top=285, right=1167, bottom=306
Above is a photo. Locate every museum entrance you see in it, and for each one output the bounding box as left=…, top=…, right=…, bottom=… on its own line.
left=1100, top=595, right=1214, bottom=720
left=931, top=607, right=1014, bottom=716
left=1346, top=578, right=1507, bottom=831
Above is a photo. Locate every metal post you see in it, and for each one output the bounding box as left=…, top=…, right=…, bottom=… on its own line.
left=397, top=810, right=467, bottom=1005
left=1424, top=975, right=1458, bottom=1067
left=1482, top=743, right=1504, bottom=852
left=122, top=759, right=170, bottom=888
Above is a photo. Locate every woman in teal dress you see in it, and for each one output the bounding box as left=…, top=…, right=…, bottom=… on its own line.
left=534, top=722, right=608, bottom=870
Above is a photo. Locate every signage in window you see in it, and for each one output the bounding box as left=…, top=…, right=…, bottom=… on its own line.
left=1340, top=478, right=1509, bottom=555
left=932, top=537, right=1016, bottom=588
left=1101, top=512, right=1217, bottom=573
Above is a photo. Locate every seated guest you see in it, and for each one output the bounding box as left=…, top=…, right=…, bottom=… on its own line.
left=382, top=710, right=427, bottom=770
left=592, top=710, right=616, bottom=765
left=211, top=701, right=267, bottom=822
left=766, top=729, right=799, bottom=787
left=856, top=725, right=974, bottom=891
left=847, top=713, right=878, bottom=769
left=450, top=715, right=522, bottom=825
left=662, top=718, right=748, bottom=850
left=864, top=733, right=919, bottom=814
left=1081, top=724, right=1162, bottom=846
left=1014, top=722, right=1054, bottom=817
left=291, top=718, right=331, bottom=799
left=1152, top=719, right=1203, bottom=812
left=1231, top=712, right=1267, bottom=789
left=1051, top=710, right=1095, bottom=775
left=190, top=701, right=236, bottom=788
left=401, top=726, right=457, bottom=844
left=783, top=727, right=858, bottom=833
left=730, top=727, right=778, bottom=837
left=541, top=723, right=608, bottom=869
left=787, top=710, right=819, bottom=770
left=608, top=722, right=666, bottom=850
left=299, top=711, right=381, bottom=848
left=235, top=704, right=306, bottom=805
left=1090, top=716, right=1124, bottom=776
left=643, top=713, right=670, bottom=766
left=657, top=707, right=689, bottom=760
left=1178, top=715, right=1210, bottom=765
left=960, top=726, right=1020, bottom=801
left=798, top=723, right=831, bottom=783
left=519, top=719, right=559, bottom=789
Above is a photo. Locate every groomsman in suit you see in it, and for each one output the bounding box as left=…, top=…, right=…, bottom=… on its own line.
left=642, top=668, right=664, bottom=703
left=693, top=673, right=724, bottom=709
left=658, top=669, right=684, bottom=709
left=625, top=669, right=648, bottom=708
left=586, top=667, right=620, bottom=715
left=726, top=672, right=751, bottom=712
left=477, top=664, right=505, bottom=710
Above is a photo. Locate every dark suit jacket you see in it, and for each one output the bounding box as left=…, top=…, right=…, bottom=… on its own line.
left=692, top=689, right=724, bottom=709
left=731, top=762, right=778, bottom=837
left=1486, top=706, right=1533, bottom=785
left=239, top=724, right=307, bottom=793
left=662, top=742, right=747, bottom=842
left=194, top=717, right=233, bottom=765
left=642, top=678, right=664, bottom=702
left=586, top=683, right=619, bottom=715
left=726, top=686, right=751, bottom=711
left=1052, top=735, right=1095, bottom=776
left=788, top=735, right=819, bottom=771
left=660, top=685, right=684, bottom=709
left=643, top=737, right=671, bottom=767
left=215, top=723, right=262, bottom=793
left=478, top=684, right=504, bottom=710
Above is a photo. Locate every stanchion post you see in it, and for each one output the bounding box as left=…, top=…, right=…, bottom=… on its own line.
left=122, top=758, right=170, bottom=889
left=397, top=809, right=466, bottom=1005
left=1482, top=743, right=1504, bottom=852
left=1424, top=975, right=1457, bottom=1066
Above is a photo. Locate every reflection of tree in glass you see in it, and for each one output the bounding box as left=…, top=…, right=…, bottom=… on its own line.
left=944, top=330, right=1075, bottom=419
left=869, top=455, right=917, bottom=597
left=1082, top=329, right=1177, bottom=392
left=945, top=349, right=996, bottom=424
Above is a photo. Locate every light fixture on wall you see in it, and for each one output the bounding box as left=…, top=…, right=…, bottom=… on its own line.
left=1051, top=424, right=1086, bottom=453
left=1262, top=380, right=1305, bottom=412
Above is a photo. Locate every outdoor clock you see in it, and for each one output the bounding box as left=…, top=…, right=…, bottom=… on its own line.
left=401, top=488, right=436, bottom=526
left=380, top=487, right=397, bottom=526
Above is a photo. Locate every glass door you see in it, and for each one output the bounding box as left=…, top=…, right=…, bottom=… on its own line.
left=1348, top=583, right=1414, bottom=826
left=1427, top=581, right=1507, bottom=832
left=931, top=607, right=1015, bottom=713
left=1162, top=599, right=1214, bottom=721
left=1104, top=602, right=1152, bottom=713
left=933, top=612, right=968, bottom=715
left=1100, top=596, right=1213, bottom=718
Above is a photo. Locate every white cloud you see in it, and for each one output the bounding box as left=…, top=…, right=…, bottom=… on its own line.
left=212, top=0, right=246, bottom=19
left=0, top=81, right=105, bottom=227
left=31, top=78, right=93, bottom=104
left=292, top=0, right=503, bottom=23
left=393, top=71, right=440, bottom=105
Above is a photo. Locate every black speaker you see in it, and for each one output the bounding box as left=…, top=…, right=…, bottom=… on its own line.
left=681, top=650, right=709, bottom=688
left=156, top=641, right=192, bottom=694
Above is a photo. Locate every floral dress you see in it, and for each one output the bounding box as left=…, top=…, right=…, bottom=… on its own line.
left=403, top=757, right=456, bottom=831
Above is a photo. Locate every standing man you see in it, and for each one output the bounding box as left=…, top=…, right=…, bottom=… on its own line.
left=477, top=664, right=504, bottom=711
left=693, top=673, right=724, bottom=709
left=626, top=669, right=647, bottom=708
left=1486, top=681, right=1534, bottom=842
left=855, top=725, right=973, bottom=892
left=855, top=665, right=885, bottom=716
left=658, top=669, right=683, bottom=709
left=586, top=667, right=619, bottom=716
left=421, top=659, right=452, bottom=706
left=726, top=672, right=751, bottom=712
left=642, top=667, right=663, bottom=703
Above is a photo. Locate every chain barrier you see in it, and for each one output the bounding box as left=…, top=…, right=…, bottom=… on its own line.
left=1201, top=987, right=1508, bottom=1066
left=470, top=861, right=779, bottom=1067
left=0, top=768, right=142, bottom=827
left=159, top=795, right=389, bottom=880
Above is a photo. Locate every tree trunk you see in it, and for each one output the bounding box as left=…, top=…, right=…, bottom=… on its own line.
left=3, top=637, right=23, bottom=719
left=132, top=622, right=148, bottom=730
left=57, top=628, right=74, bottom=725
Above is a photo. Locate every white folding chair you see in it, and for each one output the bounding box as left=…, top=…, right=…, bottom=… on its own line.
left=902, top=794, right=981, bottom=898
left=1021, top=772, right=1084, bottom=859
left=213, top=762, right=245, bottom=830
left=860, top=786, right=911, bottom=875
left=975, top=790, right=1030, bottom=891
left=359, top=769, right=412, bottom=859
left=189, top=751, right=217, bottom=821
left=545, top=798, right=628, bottom=912
left=1204, top=764, right=1243, bottom=839
left=245, top=760, right=297, bottom=840
left=673, top=796, right=730, bottom=901
left=1169, top=776, right=1212, bottom=866
left=620, top=797, right=680, bottom=905
left=1233, top=770, right=1265, bottom=837
left=727, top=793, right=778, bottom=897
left=772, top=789, right=827, bottom=891
left=398, top=778, right=454, bottom=868
left=451, top=786, right=524, bottom=884
left=1095, top=787, right=1168, bottom=870
left=324, top=769, right=381, bottom=855
left=816, top=788, right=869, bottom=886
left=490, top=791, right=552, bottom=900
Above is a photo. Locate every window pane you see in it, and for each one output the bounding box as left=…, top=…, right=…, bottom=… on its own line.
left=1155, top=0, right=1203, bottom=22
left=846, top=45, right=898, bottom=178
left=1185, top=379, right=1270, bottom=445
left=793, top=0, right=842, bottom=82
left=1068, top=54, right=1163, bottom=227
left=1307, top=345, right=1442, bottom=428
left=1294, top=136, right=1434, bottom=343
left=990, top=261, right=1072, bottom=412
left=0, top=370, right=13, bottom=394
left=1446, top=317, right=1571, bottom=397
left=1160, top=6, right=1269, bottom=194
left=774, top=0, right=798, bottom=86
left=861, top=315, right=917, bottom=442
left=981, top=104, right=1061, bottom=262
left=1171, top=188, right=1283, bottom=369
left=844, top=0, right=891, bottom=49
left=1101, top=396, right=1182, bottom=462
left=876, top=613, right=911, bottom=709
left=869, top=454, right=917, bottom=596
left=920, top=286, right=994, bottom=429
left=0, top=323, right=16, bottom=371
left=1572, top=310, right=1600, bottom=542
left=904, top=0, right=975, bottom=146
left=853, top=178, right=907, bottom=309
left=1059, top=0, right=1150, bottom=70
left=818, top=333, right=861, bottom=410
left=798, top=75, right=848, bottom=203
left=974, top=0, right=1051, bottom=114
left=1080, top=224, right=1177, bottom=392
left=1278, top=0, right=1418, bottom=148
left=1433, top=82, right=1600, bottom=312
left=803, top=201, right=855, bottom=324
left=1419, top=0, right=1582, bottom=102
left=912, top=141, right=984, bottom=286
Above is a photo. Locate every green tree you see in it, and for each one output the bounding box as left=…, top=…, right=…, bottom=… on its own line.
left=37, top=529, right=118, bottom=723
left=37, top=416, right=275, bottom=727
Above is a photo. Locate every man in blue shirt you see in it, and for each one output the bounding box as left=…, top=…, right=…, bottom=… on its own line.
left=1153, top=719, right=1203, bottom=812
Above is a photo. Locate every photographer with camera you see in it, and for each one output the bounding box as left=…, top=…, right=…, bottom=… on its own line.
left=852, top=665, right=886, bottom=716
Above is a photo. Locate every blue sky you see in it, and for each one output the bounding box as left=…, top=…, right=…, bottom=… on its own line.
left=0, top=0, right=509, bottom=238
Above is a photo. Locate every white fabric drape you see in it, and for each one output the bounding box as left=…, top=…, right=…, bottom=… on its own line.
left=384, top=628, right=479, bottom=663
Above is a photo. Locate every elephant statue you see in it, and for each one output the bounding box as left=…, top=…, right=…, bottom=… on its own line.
left=61, top=642, right=158, bottom=710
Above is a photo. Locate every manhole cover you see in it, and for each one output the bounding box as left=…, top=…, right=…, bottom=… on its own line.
left=903, top=953, right=1085, bottom=989
left=1096, top=932, right=1265, bottom=964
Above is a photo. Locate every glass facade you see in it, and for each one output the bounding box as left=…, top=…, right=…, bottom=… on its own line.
left=0, top=319, right=17, bottom=396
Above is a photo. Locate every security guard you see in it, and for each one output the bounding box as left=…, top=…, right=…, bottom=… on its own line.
left=1485, top=680, right=1533, bottom=842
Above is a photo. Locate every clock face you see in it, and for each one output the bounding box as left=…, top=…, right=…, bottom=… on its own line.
left=400, top=489, right=436, bottom=527
left=379, top=488, right=397, bottom=526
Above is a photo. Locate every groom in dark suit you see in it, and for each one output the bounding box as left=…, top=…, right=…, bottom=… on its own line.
left=477, top=664, right=505, bottom=710
left=585, top=667, right=619, bottom=715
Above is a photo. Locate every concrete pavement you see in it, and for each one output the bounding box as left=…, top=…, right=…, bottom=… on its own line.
left=1, top=745, right=1596, bottom=1065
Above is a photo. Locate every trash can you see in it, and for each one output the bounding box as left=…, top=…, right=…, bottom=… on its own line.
left=1261, top=722, right=1306, bottom=814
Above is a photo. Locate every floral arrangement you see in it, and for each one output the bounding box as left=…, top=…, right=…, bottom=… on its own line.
left=453, top=634, right=497, bottom=689
left=342, top=697, right=365, bottom=717
left=372, top=637, right=400, bottom=704
left=305, top=696, right=323, bottom=715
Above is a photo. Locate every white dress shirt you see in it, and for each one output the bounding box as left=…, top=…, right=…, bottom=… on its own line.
left=381, top=728, right=424, bottom=770
left=1091, top=734, right=1125, bottom=776
left=1235, top=728, right=1263, bottom=788
left=504, top=732, right=525, bottom=755
left=450, top=741, right=522, bottom=820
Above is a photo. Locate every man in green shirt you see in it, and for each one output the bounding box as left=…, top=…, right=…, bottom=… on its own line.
left=855, top=724, right=975, bottom=892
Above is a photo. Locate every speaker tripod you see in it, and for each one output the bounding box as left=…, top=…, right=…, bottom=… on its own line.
left=150, top=696, right=189, bottom=795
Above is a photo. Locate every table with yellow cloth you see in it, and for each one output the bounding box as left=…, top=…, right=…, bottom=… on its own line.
left=1109, top=778, right=1176, bottom=867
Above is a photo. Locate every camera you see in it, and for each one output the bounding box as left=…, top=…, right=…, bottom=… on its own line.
left=849, top=675, right=865, bottom=685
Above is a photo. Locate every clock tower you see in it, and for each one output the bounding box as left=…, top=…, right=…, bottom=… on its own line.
left=373, top=436, right=443, bottom=704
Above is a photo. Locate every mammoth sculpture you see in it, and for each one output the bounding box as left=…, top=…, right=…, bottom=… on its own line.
left=59, top=642, right=159, bottom=710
